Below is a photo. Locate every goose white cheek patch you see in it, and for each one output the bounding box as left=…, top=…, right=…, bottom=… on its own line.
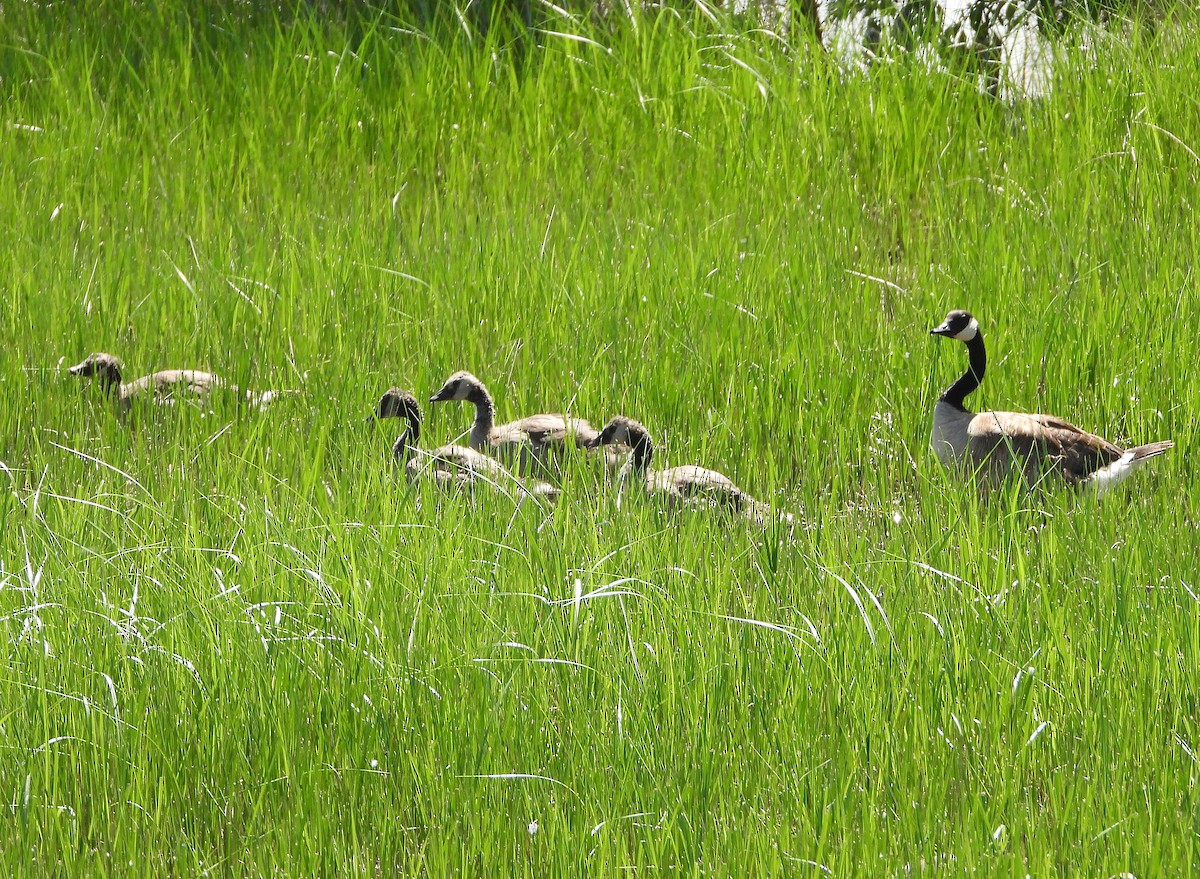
left=953, top=318, right=979, bottom=341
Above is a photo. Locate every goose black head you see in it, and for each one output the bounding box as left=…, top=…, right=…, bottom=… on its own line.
left=930, top=310, right=980, bottom=342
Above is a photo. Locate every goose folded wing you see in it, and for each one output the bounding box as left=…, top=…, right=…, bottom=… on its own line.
left=968, top=411, right=1124, bottom=481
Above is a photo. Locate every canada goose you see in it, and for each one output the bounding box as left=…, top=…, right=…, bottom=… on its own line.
left=69, top=352, right=293, bottom=411
left=428, top=371, right=619, bottom=474
left=586, top=416, right=789, bottom=524
left=370, top=388, right=559, bottom=502
left=930, top=310, right=1173, bottom=493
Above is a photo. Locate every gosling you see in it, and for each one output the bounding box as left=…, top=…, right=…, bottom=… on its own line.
left=428, top=370, right=615, bottom=474
left=586, top=415, right=789, bottom=524
left=370, top=388, right=559, bottom=502
left=69, top=352, right=293, bottom=411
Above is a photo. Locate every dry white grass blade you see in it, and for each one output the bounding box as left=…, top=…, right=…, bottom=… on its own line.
left=164, top=250, right=195, bottom=296
left=1023, top=720, right=1050, bottom=749
left=784, top=858, right=833, bottom=875
left=457, top=773, right=577, bottom=797
left=1176, top=735, right=1197, bottom=763
left=818, top=565, right=876, bottom=646
left=619, top=596, right=642, bottom=679
left=225, top=278, right=262, bottom=315
left=407, top=600, right=421, bottom=660
left=43, top=492, right=125, bottom=517
left=717, top=613, right=817, bottom=648
left=538, top=30, right=612, bottom=53
left=2, top=677, right=137, bottom=731
left=553, top=576, right=649, bottom=606
left=1136, top=120, right=1200, bottom=166
left=32, top=735, right=87, bottom=755
left=845, top=268, right=907, bottom=294
left=591, top=811, right=663, bottom=836
left=50, top=442, right=154, bottom=500
left=917, top=611, right=945, bottom=637
left=354, top=261, right=430, bottom=287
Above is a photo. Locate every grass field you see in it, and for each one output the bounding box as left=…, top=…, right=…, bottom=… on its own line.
left=2, top=4, right=1199, bottom=875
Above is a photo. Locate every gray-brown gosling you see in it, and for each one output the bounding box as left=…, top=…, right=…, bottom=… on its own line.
left=69, top=352, right=294, bottom=411
left=585, top=415, right=790, bottom=524
left=930, top=309, right=1173, bottom=494
left=428, top=370, right=616, bottom=474
left=370, top=388, right=559, bottom=502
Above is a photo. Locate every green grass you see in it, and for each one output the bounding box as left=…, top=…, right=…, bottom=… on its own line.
left=2, top=4, right=1199, bottom=875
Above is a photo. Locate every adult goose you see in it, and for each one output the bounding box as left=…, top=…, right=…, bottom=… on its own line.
left=370, top=388, right=559, bottom=502
left=69, top=352, right=292, bottom=411
left=428, top=371, right=617, bottom=474
left=585, top=415, right=789, bottom=524
left=929, top=309, right=1173, bottom=494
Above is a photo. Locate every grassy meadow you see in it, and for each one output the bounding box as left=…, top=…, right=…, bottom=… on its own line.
left=2, top=4, right=1200, bottom=874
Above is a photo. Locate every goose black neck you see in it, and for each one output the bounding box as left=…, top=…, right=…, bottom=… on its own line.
left=940, top=332, right=986, bottom=411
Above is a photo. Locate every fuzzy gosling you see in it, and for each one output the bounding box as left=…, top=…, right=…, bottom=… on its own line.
left=69, top=352, right=293, bottom=411
left=586, top=415, right=789, bottom=524
left=429, top=370, right=608, bottom=474
left=371, top=388, right=559, bottom=502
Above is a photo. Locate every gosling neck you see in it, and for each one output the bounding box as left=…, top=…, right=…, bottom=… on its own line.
left=467, top=384, right=495, bottom=450
left=99, top=364, right=124, bottom=395
left=940, top=332, right=986, bottom=412
left=404, top=407, right=421, bottom=447
left=392, top=429, right=413, bottom=468
left=625, top=425, right=654, bottom=474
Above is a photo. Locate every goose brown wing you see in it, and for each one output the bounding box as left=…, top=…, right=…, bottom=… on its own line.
left=967, top=410, right=1124, bottom=481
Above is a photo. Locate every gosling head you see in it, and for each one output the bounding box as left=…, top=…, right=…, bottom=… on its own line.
left=68, top=352, right=123, bottom=388
left=930, top=310, right=980, bottom=342
left=586, top=415, right=645, bottom=449
left=430, top=371, right=487, bottom=404
left=368, top=388, right=422, bottom=439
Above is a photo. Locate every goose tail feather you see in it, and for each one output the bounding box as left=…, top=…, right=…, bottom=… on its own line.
left=1128, top=440, right=1174, bottom=461
left=1088, top=439, right=1173, bottom=497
